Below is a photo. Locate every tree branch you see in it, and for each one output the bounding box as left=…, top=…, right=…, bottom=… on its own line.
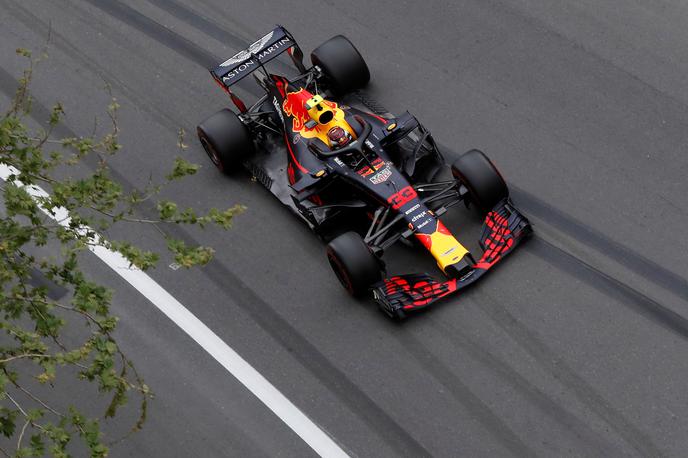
left=5, top=392, right=28, bottom=417
left=16, top=419, right=30, bottom=451
left=14, top=382, right=63, bottom=418
left=0, top=353, right=51, bottom=364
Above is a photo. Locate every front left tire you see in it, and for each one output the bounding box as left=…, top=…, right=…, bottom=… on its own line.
left=326, top=232, right=382, bottom=296
left=451, top=149, right=508, bottom=212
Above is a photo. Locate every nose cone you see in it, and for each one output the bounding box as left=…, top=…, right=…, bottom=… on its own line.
left=415, top=220, right=472, bottom=276
left=445, top=253, right=476, bottom=278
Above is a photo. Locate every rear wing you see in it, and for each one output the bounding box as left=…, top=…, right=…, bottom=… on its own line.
left=210, top=25, right=305, bottom=90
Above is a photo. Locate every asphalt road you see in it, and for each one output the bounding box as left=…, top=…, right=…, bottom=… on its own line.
left=1, top=0, right=688, bottom=456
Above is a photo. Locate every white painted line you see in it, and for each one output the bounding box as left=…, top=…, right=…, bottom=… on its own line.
left=1, top=163, right=349, bottom=458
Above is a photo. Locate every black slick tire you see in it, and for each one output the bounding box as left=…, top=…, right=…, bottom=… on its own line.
left=197, top=109, right=253, bottom=174
left=311, top=35, right=370, bottom=94
left=451, top=149, right=508, bottom=212
left=326, top=232, right=382, bottom=296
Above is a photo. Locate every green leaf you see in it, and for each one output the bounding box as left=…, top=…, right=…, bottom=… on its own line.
left=29, top=434, right=45, bottom=456
left=166, top=238, right=214, bottom=267
left=166, top=157, right=199, bottom=180
left=0, top=407, right=18, bottom=437
left=49, top=103, right=64, bottom=126
left=0, top=53, right=239, bottom=455
left=157, top=200, right=178, bottom=220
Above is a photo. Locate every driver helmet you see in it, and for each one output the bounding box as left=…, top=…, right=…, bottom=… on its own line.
left=327, top=126, right=352, bottom=149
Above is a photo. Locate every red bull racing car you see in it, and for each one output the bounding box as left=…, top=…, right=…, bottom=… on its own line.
left=197, top=26, right=531, bottom=319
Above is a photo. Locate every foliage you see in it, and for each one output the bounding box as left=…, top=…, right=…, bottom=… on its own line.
left=0, top=49, right=243, bottom=456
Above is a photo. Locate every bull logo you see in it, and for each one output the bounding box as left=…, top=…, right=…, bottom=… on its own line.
left=282, top=89, right=353, bottom=142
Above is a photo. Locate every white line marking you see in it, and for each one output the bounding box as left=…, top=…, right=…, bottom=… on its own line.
left=0, top=163, right=349, bottom=458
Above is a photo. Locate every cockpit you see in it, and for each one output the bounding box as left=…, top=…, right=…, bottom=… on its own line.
left=301, top=93, right=358, bottom=150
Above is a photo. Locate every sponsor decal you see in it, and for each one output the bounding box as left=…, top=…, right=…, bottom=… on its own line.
left=220, top=31, right=274, bottom=66
left=293, top=133, right=301, bottom=144
left=404, top=204, right=420, bottom=215
left=365, top=139, right=375, bottom=149
left=221, top=36, right=292, bottom=81
left=272, top=97, right=284, bottom=124
left=416, top=219, right=431, bottom=229
left=223, top=61, right=256, bottom=83
left=387, top=186, right=418, bottom=210
left=370, top=166, right=392, bottom=184
left=357, top=166, right=374, bottom=177
left=442, top=246, right=457, bottom=256
left=411, top=211, right=427, bottom=222
left=334, top=157, right=345, bottom=167
left=357, top=157, right=385, bottom=177
left=459, top=270, right=475, bottom=281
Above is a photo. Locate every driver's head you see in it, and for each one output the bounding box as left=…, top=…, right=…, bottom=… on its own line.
left=327, top=126, right=352, bottom=149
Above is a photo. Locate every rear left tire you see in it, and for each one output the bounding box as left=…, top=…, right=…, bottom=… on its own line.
left=197, top=109, right=253, bottom=174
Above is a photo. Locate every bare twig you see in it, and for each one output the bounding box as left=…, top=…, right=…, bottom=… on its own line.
left=14, top=383, right=63, bottom=418
left=5, top=392, right=28, bottom=417
left=0, top=353, right=51, bottom=364
left=16, top=419, right=30, bottom=450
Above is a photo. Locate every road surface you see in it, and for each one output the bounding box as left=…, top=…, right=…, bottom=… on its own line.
left=1, top=0, right=687, bottom=456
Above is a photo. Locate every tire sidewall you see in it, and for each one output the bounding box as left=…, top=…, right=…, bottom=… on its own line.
left=197, top=127, right=225, bottom=172
left=326, top=232, right=381, bottom=296
left=311, top=35, right=370, bottom=94
left=197, top=109, right=252, bottom=174
left=451, top=149, right=508, bottom=212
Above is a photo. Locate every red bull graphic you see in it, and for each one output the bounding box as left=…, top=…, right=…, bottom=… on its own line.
left=414, top=220, right=470, bottom=273
left=281, top=88, right=355, bottom=145
left=415, top=220, right=452, bottom=250
left=282, top=89, right=331, bottom=133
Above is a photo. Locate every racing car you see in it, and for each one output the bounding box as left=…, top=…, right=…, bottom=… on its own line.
left=197, top=26, right=531, bottom=319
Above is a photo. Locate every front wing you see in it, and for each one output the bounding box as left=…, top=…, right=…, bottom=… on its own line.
left=372, top=199, right=531, bottom=318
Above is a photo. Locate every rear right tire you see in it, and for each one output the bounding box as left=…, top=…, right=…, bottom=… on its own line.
left=311, top=35, right=370, bottom=94
left=197, top=109, right=253, bottom=174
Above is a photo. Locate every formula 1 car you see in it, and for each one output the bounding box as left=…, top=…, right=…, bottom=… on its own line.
left=197, top=26, right=531, bottom=319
